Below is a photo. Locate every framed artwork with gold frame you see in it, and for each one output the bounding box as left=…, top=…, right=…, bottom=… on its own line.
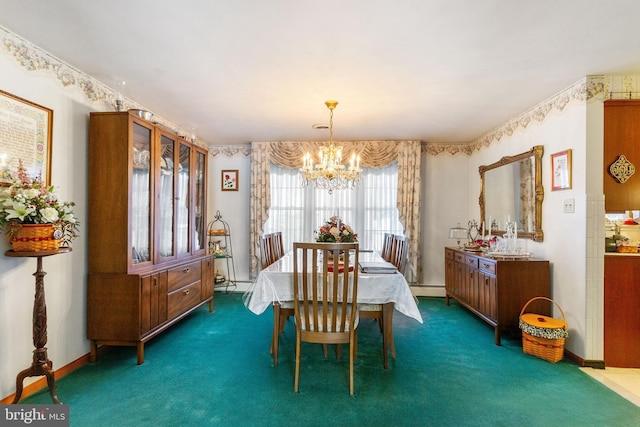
left=0, top=89, right=53, bottom=185
left=221, top=169, right=238, bottom=191
left=551, top=149, right=572, bottom=191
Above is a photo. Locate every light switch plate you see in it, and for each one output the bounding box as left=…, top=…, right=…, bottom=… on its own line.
left=563, top=198, right=575, bottom=213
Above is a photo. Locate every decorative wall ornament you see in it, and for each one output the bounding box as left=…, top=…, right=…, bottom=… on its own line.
left=609, top=154, right=636, bottom=184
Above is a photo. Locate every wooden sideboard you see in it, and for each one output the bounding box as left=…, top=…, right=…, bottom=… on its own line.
left=445, top=247, right=551, bottom=345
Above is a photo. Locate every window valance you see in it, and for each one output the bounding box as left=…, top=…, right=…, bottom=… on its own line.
left=268, top=140, right=401, bottom=169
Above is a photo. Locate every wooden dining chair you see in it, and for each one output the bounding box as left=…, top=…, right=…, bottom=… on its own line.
left=261, top=231, right=293, bottom=365
left=260, top=233, right=275, bottom=269
left=359, top=234, right=408, bottom=368
left=390, top=234, right=409, bottom=273
left=381, top=232, right=394, bottom=262
left=272, top=231, right=285, bottom=260
left=293, top=242, right=359, bottom=395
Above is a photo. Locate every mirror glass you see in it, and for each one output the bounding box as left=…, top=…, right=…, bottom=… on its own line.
left=479, top=145, right=544, bottom=242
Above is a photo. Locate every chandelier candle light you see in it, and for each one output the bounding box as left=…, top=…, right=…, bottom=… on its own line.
left=300, top=100, right=362, bottom=194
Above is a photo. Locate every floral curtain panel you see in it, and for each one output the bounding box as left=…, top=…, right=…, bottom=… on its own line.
left=250, top=140, right=422, bottom=281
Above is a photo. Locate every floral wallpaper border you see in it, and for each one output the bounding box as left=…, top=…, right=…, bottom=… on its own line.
left=0, top=25, right=207, bottom=149
left=2, top=25, right=638, bottom=158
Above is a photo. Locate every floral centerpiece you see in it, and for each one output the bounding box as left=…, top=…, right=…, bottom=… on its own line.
left=0, top=160, right=79, bottom=250
left=315, top=216, right=358, bottom=243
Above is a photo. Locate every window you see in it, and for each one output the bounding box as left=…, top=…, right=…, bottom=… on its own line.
left=264, top=163, right=403, bottom=253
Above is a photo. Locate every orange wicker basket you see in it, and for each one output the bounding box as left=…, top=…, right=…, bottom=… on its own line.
left=9, top=224, right=61, bottom=252
left=519, top=297, right=568, bottom=363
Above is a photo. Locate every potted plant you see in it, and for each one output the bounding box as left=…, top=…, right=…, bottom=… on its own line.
left=0, top=160, right=78, bottom=251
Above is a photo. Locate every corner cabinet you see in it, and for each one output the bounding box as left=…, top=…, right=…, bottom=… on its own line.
left=87, top=111, right=213, bottom=364
left=444, top=247, right=551, bottom=345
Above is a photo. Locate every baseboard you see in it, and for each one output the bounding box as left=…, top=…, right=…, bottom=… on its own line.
left=410, top=285, right=446, bottom=297
left=1, top=352, right=92, bottom=404
left=563, top=348, right=605, bottom=369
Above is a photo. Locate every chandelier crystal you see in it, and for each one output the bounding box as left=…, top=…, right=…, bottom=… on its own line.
left=300, top=100, right=361, bottom=194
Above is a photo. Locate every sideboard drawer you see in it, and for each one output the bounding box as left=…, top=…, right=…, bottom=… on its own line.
left=167, top=281, right=202, bottom=319
left=479, top=259, right=496, bottom=275
left=167, top=261, right=202, bottom=292
left=465, top=254, right=479, bottom=269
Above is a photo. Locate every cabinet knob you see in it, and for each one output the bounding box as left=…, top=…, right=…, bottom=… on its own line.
left=153, top=277, right=157, bottom=287
left=183, top=289, right=190, bottom=296
left=183, top=268, right=190, bottom=273
left=485, top=277, right=489, bottom=285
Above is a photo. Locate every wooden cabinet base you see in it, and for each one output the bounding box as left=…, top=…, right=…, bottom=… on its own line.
left=89, top=296, right=212, bottom=365
left=604, top=255, right=640, bottom=367
left=87, top=256, right=215, bottom=364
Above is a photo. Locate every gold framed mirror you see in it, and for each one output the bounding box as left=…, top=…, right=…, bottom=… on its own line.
left=479, top=145, right=544, bottom=242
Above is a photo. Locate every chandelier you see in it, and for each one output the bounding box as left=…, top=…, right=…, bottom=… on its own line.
left=299, top=100, right=361, bottom=194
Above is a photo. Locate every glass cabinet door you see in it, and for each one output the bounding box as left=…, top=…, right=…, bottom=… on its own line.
left=131, top=121, right=152, bottom=265
left=193, top=148, right=207, bottom=253
left=176, top=142, right=191, bottom=255
left=157, top=132, right=176, bottom=261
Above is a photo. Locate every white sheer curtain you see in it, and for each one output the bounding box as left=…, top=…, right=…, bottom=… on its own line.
left=263, top=163, right=403, bottom=256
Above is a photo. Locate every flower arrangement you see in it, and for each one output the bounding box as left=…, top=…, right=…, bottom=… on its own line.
left=0, top=160, right=79, bottom=247
left=315, top=216, right=358, bottom=243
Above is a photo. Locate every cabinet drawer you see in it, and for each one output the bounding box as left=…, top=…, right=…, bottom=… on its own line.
left=167, top=281, right=202, bottom=319
left=479, top=259, right=496, bottom=275
left=167, top=261, right=202, bottom=292
left=464, top=254, right=479, bottom=269
left=445, top=248, right=454, bottom=260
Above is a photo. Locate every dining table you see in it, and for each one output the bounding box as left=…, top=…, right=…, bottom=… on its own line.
left=243, top=250, right=423, bottom=368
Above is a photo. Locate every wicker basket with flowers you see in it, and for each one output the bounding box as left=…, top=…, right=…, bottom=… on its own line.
left=0, top=160, right=79, bottom=251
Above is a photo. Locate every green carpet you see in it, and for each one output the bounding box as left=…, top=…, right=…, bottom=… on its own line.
left=22, top=293, right=640, bottom=426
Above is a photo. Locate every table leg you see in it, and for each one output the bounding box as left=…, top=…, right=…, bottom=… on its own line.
left=12, top=256, right=62, bottom=404
left=381, top=302, right=395, bottom=370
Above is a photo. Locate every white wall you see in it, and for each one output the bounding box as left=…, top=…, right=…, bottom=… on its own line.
left=0, top=53, right=97, bottom=399
left=421, top=150, right=469, bottom=287
left=465, top=93, right=595, bottom=358
left=207, top=154, right=252, bottom=284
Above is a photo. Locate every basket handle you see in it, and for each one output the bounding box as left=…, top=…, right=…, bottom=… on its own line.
left=519, top=296, right=567, bottom=325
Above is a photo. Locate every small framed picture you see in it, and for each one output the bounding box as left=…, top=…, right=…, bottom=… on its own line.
left=221, top=169, right=238, bottom=191
left=551, top=149, right=572, bottom=191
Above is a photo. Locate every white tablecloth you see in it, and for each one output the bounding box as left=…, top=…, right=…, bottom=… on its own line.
left=243, top=251, right=423, bottom=323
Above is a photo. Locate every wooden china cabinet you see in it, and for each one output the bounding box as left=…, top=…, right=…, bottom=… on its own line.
left=87, top=111, right=213, bottom=364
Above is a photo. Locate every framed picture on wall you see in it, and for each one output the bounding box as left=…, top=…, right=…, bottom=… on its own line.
left=0, top=89, right=53, bottom=185
left=551, top=149, right=572, bottom=191
left=221, top=169, right=238, bottom=191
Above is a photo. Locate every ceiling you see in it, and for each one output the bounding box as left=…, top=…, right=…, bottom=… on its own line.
left=2, top=0, right=640, bottom=146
